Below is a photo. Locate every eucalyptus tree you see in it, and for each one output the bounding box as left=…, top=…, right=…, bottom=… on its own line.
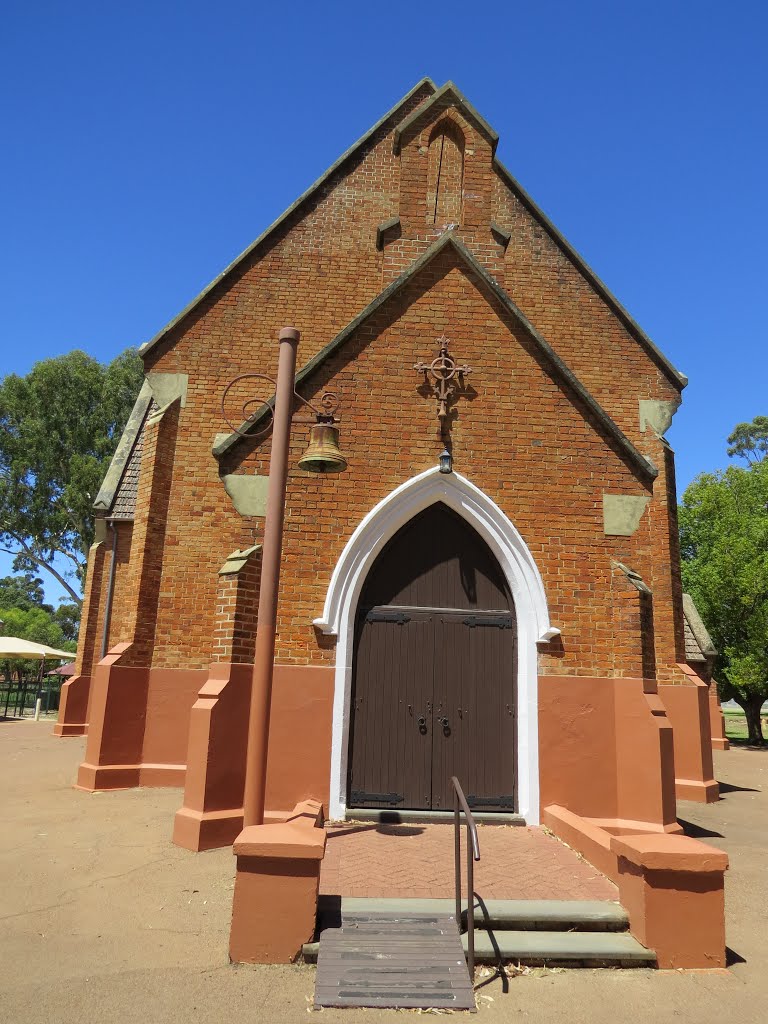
left=680, top=419, right=768, bottom=744
left=0, top=349, right=143, bottom=605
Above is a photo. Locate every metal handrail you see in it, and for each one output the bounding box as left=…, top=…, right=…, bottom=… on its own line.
left=451, top=776, right=480, bottom=980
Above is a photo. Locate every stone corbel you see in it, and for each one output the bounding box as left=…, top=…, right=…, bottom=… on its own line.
left=639, top=398, right=680, bottom=436
left=146, top=372, right=188, bottom=409
left=219, top=544, right=262, bottom=575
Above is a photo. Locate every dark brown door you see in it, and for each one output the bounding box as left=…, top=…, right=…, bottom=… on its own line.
left=349, top=611, right=433, bottom=809
left=348, top=503, right=517, bottom=812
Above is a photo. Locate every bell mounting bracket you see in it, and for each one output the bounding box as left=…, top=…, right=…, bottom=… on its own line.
left=221, top=373, right=340, bottom=441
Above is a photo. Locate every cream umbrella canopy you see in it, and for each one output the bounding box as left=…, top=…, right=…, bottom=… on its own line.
left=0, top=637, right=73, bottom=659
left=0, top=637, right=74, bottom=719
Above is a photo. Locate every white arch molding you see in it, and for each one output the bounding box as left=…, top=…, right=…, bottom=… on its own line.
left=314, top=467, right=558, bottom=824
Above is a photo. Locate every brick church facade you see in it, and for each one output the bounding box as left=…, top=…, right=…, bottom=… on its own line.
left=57, top=80, right=728, bottom=966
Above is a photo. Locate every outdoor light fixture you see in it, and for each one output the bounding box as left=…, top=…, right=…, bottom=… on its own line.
left=439, top=448, right=453, bottom=474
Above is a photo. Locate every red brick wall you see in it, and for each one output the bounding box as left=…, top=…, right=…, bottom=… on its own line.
left=74, top=541, right=107, bottom=677
left=118, top=401, right=180, bottom=665
left=105, top=522, right=134, bottom=650
left=94, top=85, right=685, bottom=682
left=493, top=177, right=682, bottom=442
left=212, top=552, right=261, bottom=664
left=225, top=246, right=656, bottom=675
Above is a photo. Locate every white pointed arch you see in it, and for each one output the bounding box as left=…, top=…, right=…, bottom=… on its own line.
left=316, top=466, right=558, bottom=823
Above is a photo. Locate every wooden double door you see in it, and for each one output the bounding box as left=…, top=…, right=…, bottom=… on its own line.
left=348, top=503, right=517, bottom=813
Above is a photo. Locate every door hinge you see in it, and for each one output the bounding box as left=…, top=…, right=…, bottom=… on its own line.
left=462, top=614, right=513, bottom=628
left=467, top=794, right=516, bottom=809
left=366, top=610, right=411, bottom=624
left=349, top=790, right=404, bottom=806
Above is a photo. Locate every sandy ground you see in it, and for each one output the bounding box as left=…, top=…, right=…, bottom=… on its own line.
left=0, top=721, right=765, bottom=1024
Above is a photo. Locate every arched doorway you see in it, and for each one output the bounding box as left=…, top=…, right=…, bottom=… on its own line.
left=347, top=502, right=517, bottom=812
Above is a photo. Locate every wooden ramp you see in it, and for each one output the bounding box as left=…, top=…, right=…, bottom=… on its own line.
left=314, top=911, right=476, bottom=1011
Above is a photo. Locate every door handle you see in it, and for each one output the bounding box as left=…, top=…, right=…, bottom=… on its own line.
left=417, top=715, right=428, bottom=734
left=438, top=716, right=451, bottom=735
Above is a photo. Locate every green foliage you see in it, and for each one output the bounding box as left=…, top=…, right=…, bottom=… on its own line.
left=679, top=455, right=768, bottom=742
left=52, top=603, right=81, bottom=642
left=0, top=606, right=74, bottom=651
left=0, top=573, right=48, bottom=611
left=727, top=415, right=768, bottom=465
left=0, top=605, right=76, bottom=681
left=0, top=349, right=143, bottom=604
left=0, top=572, right=80, bottom=642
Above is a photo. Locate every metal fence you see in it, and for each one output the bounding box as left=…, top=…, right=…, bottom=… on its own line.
left=1, top=676, right=63, bottom=719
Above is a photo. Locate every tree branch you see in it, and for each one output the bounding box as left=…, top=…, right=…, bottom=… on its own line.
left=56, top=547, right=86, bottom=573
left=0, top=536, right=83, bottom=607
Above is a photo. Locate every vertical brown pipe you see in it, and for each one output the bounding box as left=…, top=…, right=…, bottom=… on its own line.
left=242, top=326, right=300, bottom=828
left=100, top=520, right=118, bottom=660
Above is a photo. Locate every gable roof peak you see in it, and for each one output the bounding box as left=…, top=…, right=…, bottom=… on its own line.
left=214, top=228, right=657, bottom=484
left=140, top=77, right=437, bottom=359
left=393, top=80, right=499, bottom=154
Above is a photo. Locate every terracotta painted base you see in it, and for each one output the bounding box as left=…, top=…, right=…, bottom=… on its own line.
left=674, top=778, right=721, bottom=802
left=544, top=804, right=728, bottom=968
left=54, top=722, right=89, bottom=737
left=53, top=673, right=91, bottom=737
left=173, top=806, right=245, bottom=851
left=613, top=834, right=728, bottom=969
left=539, top=675, right=677, bottom=828
left=172, top=806, right=290, bottom=850
left=708, top=684, right=730, bottom=751
left=174, top=662, right=334, bottom=851
left=229, top=800, right=326, bottom=964
left=659, top=671, right=719, bottom=803
left=76, top=763, right=185, bottom=791
left=76, top=644, right=207, bottom=793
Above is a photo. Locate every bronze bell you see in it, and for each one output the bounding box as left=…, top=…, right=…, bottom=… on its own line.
left=298, top=422, right=348, bottom=473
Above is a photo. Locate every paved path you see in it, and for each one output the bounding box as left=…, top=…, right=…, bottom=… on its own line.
left=0, top=721, right=765, bottom=1024
left=321, top=821, right=617, bottom=900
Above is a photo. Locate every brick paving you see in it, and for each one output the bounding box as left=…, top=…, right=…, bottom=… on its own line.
left=319, top=823, right=617, bottom=900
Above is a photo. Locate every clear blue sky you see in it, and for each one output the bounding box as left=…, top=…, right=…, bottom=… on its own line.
left=2, top=1, right=766, bottom=603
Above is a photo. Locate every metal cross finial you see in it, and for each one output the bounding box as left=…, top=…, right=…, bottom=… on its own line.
left=414, top=336, right=472, bottom=422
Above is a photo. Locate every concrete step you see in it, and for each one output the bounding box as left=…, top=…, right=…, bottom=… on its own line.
left=466, top=929, right=655, bottom=966
left=317, top=896, right=628, bottom=932
left=303, top=928, right=654, bottom=968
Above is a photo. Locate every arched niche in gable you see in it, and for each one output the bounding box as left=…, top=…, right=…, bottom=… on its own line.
left=426, top=119, right=466, bottom=226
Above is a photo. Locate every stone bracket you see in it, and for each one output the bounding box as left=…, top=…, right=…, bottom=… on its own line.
left=219, top=544, right=262, bottom=575
left=147, top=372, right=188, bottom=409
left=639, top=398, right=680, bottom=436
left=490, top=221, right=511, bottom=249
left=612, top=561, right=652, bottom=594
left=375, top=216, right=401, bottom=251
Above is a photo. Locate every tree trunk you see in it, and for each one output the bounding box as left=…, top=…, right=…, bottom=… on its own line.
left=738, top=696, right=766, bottom=745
